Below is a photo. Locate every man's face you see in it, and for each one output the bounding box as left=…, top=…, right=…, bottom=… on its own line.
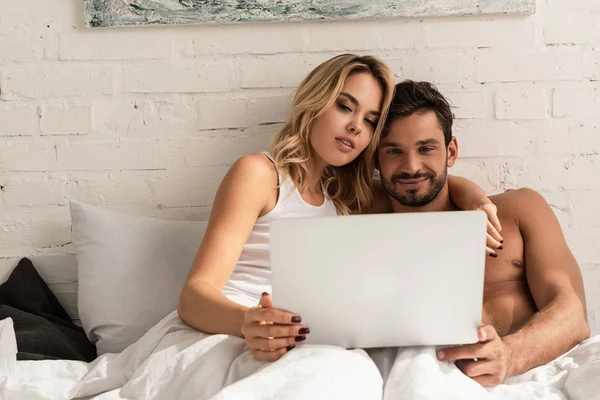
left=377, top=110, right=458, bottom=207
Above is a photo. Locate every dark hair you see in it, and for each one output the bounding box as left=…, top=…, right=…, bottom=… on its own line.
left=383, top=80, right=453, bottom=146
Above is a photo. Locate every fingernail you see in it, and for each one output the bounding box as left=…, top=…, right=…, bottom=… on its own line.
left=299, top=327, right=310, bottom=335
left=498, top=245, right=504, bottom=250
left=291, top=316, right=302, bottom=323
left=500, top=240, right=504, bottom=244
left=490, top=252, right=498, bottom=258
left=286, top=344, right=295, bottom=351
left=437, top=351, right=445, bottom=360
left=295, top=335, right=306, bottom=342
left=262, top=292, right=269, bottom=296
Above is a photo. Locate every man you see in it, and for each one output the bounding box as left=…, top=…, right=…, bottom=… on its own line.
left=376, top=80, right=590, bottom=387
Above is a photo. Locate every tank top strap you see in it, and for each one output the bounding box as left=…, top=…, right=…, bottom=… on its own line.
left=261, top=151, right=299, bottom=201
left=262, top=151, right=274, bottom=163
left=261, top=151, right=333, bottom=211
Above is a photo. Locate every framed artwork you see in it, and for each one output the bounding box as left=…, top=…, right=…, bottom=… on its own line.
left=84, top=0, right=536, bottom=28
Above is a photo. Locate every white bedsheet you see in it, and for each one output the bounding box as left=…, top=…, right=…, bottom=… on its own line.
left=1, top=314, right=599, bottom=400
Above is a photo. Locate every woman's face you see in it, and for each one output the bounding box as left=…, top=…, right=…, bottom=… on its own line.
left=309, top=71, right=384, bottom=168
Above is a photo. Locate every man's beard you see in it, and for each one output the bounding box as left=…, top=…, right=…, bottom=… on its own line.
left=381, top=167, right=448, bottom=208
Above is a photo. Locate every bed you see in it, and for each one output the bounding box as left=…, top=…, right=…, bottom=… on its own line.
left=1, top=202, right=599, bottom=400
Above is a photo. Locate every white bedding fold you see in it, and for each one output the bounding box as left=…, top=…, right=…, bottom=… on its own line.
left=67, top=311, right=383, bottom=400
left=0, top=318, right=17, bottom=376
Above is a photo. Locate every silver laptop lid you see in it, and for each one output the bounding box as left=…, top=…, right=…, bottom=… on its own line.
left=271, top=211, right=487, bottom=349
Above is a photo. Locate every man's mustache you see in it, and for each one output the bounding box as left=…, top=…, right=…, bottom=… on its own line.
left=392, top=172, right=434, bottom=181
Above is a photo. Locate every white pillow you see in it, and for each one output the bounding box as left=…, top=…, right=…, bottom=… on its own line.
left=69, top=201, right=208, bottom=355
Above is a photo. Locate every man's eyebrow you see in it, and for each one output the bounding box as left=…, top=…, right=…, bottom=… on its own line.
left=416, top=139, right=441, bottom=146
left=339, top=92, right=381, bottom=117
left=380, top=140, right=400, bottom=148
left=380, top=139, right=440, bottom=148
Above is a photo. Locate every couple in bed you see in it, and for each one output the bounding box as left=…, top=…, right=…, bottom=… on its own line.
left=69, top=54, right=590, bottom=399
left=176, top=54, right=590, bottom=393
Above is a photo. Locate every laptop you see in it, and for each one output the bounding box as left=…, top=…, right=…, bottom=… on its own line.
left=270, top=211, right=487, bottom=349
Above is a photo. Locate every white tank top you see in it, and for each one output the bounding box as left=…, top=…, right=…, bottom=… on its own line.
left=222, top=152, right=338, bottom=307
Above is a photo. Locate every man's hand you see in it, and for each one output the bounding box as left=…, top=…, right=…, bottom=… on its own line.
left=437, top=325, right=513, bottom=387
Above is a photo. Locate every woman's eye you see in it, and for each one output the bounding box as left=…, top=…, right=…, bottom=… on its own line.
left=337, top=103, right=352, bottom=112
left=387, top=149, right=401, bottom=155
left=365, top=119, right=377, bottom=128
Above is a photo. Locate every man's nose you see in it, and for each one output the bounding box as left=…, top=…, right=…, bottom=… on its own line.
left=402, top=153, right=421, bottom=175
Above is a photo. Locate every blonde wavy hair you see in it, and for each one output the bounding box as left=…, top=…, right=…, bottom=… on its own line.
left=269, top=54, right=395, bottom=215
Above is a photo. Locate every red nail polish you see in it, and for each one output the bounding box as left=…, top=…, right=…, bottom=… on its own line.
left=295, top=335, right=306, bottom=342
left=291, top=316, right=302, bottom=323
left=299, top=327, right=310, bottom=335
left=286, top=345, right=295, bottom=351
left=498, top=245, right=504, bottom=250
left=262, top=292, right=269, bottom=296
left=490, top=252, right=498, bottom=258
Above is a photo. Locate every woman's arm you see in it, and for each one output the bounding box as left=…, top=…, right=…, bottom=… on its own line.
left=448, top=175, right=504, bottom=255
left=369, top=176, right=500, bottom=226
left=448, top=176, right=490, bottom=215
left=177, top=154, right=276, bottom=337
left=368, top=175, right=503, bottom=254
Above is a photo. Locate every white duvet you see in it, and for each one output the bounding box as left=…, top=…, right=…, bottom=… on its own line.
left=1, top=314, right=599, bottom=400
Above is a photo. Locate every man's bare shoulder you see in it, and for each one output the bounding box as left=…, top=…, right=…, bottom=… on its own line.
left=489, top=188, right=545, bottom=205
left=370, top=179, right=392, bottom=214
left=489, top=188, right=550, bottom=224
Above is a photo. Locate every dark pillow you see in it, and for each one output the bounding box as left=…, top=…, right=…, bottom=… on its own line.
left=0, top=258, right=96, bottom=361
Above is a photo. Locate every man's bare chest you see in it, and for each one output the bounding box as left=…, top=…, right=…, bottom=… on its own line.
left=484, top=218, right=526, bottom=290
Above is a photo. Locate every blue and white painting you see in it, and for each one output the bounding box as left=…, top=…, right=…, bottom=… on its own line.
left=84, top=0, right=535, bottom=28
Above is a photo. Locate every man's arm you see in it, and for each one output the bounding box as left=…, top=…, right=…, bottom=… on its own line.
left=503, top=188, right=590, bottom=376
left=438, top=188, right=590, bottom=386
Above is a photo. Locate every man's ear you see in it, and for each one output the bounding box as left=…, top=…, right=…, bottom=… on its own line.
left=447, top=137, right=458, bottom=167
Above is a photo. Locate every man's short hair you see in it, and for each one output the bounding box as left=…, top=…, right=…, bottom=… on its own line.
left=383, top=80, right=454, bottom=146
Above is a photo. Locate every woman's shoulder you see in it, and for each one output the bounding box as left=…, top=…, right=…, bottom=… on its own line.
left=233, top=152, right=277, bottom=175
left=227, top=152, right=278, bottom=188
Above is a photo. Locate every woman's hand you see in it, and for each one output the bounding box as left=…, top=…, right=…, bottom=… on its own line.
left=477, top=201, right=504, bottom=258
left=446, top=176, right=503, bottom=257
left=242, top=293, right=309, bottom=362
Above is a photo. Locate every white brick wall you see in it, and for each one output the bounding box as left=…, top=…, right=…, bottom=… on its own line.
left=0, top=0, right=599, bottom=335
left=475, top=49, right=583, bottom=83
left=0, top=105, right=37, bottom=136
left=1, top=65, right=93, bottom=99
left=40, top=104, right=92, bottom=135
left=123, top=62, right=239, bottom=93
left=495, top=89, right=548, bottom=120
left=58, top=31, right=171, bottom=60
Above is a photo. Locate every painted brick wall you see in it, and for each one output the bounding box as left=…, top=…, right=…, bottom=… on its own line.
left=0, top=0, right=599, bottom=334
